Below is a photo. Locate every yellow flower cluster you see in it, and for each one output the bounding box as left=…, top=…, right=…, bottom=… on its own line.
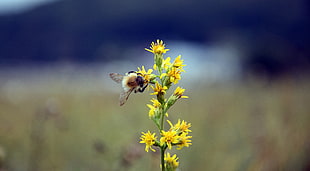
left=137, top=66, right=154, bottom=84
left=167, top=119, right=192, bottom=150
left=140, top=120, right=192, bottom=151
left=155, top=55, right=186, bottom=85
left=160, top=130, right=179, bottom=150
left=173, top=87, right=189, bottom=99
left=139, top=40, right=192, bottom=170
left=164, top=152, right=179, bottom=171
left=147, top=98, right=161, bottom=118
left=165, top=55, right=186, bottom=84
left=170, top=119, right=192, bottom=134
left=150, top=82, right=168, bottom=95
left=140, top=131, right=157, bottom=152
left=145, top=39, right=170, bottom=54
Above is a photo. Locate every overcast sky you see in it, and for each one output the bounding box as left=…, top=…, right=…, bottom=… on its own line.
left=0, top=0, right=56, bottom=14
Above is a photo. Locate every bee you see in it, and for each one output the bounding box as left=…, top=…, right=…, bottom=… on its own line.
left=109, top=71, right=148, bottom=106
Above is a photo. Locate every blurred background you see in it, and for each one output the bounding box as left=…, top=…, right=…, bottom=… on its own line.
left=0, top=0, right=309, bottom=170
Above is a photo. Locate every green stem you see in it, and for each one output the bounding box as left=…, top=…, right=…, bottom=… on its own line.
left=158, top=85, right=166, bottom=131
left=161, top=147, right=165, bottom=171
left=159, top=92, right=166, bottom=170
left=160, top=110, right=165, bottom=131
left=155, top=56, right=166, bottom=170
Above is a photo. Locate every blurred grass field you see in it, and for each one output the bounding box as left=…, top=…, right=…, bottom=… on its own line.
left=0, top=68, right=310, bottom=171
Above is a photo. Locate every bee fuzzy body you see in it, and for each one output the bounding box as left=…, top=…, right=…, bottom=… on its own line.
left=122, top=73, right=139, bottom=89
left=110, top=71, right=148, bottom=106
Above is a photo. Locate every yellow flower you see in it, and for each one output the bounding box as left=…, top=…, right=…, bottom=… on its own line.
left=167, top=120, right=174, bottom=128
left=172, top=55, right=186, bottom=68
left=164, top=153, right=179, bottom=170
left=176, top=133, right=192, bottom=150
left=146, top=98, right=161, bottom=118
left=163, top=57, right=172, bottom=70
left=153, top=57, right=171, bottom=71
left=140, top=131, right=157, bottom=152
left=153, top=57, right=174, bottom=71
left=167, top=67, right=182, bottom=84
left=174, top=87, right=189, bottom=99
left=150, top=98, right=161, bottom=108
left=147, top=104, right=156, bottom=118
left=159, top=73, right=167, bottom=79
left=150, top=82, right=168, bottom=95
left=137, top=66, right=153, bottom=83
left=160, top=130, right=179, bottom=149
left=145, top=39, right=170, bottom=54
left=173, top=119, right=192, bottom=133
left=166, top=119, right=192, bottom=149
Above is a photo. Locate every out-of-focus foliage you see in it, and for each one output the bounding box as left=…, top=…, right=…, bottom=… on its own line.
left=0, top=68, right=309, bottom=170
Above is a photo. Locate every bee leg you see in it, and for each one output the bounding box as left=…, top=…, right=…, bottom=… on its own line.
left=137, top=83, right=148, bottom=93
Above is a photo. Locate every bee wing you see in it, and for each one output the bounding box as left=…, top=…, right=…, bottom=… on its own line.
left=119, top=87, right=135, bottom=106
left=109, top=73, right=123, bottom=84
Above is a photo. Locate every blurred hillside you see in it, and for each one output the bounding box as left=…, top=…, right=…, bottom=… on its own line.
left=0, top=0, right=309, bottom=77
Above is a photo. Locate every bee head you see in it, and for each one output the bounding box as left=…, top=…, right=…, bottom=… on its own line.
left=136, top=76, right=145, bottom=87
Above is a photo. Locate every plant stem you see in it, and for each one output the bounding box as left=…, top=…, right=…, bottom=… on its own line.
left=157, top=60, right=166, bottom=171
left=159, top=94, right=166, bottom=170
left=160, top=111, right=165, bottom=131
left=161, top=146, right=165, bottom=171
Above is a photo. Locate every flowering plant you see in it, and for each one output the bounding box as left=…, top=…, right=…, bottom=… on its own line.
left=139, top=40, right=192, bottom=171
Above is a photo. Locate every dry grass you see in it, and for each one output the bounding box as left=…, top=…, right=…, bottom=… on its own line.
left=0, top=70, right=309, bottom=171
